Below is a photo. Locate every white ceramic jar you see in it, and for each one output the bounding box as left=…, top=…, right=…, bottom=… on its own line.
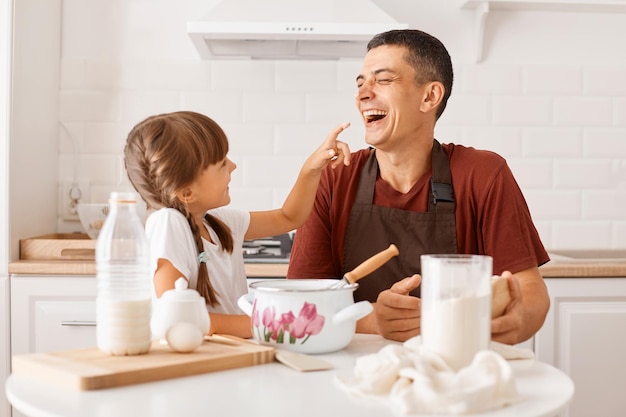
left=151, top=278, right=211, bottom=352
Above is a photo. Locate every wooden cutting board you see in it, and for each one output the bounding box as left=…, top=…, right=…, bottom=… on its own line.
left=12, top=339, right=275, bottom=391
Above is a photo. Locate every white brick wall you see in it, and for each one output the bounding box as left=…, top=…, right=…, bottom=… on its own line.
left=57, top=0, right=626, bottom=250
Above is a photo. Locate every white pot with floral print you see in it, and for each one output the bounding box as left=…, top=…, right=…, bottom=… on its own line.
left=238, top=280, right=372, bottom=354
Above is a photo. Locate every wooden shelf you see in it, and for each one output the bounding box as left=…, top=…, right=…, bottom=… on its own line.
left=461, top=0, right=626, bottom=61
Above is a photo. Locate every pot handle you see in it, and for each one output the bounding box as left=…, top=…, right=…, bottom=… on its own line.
left=237, top=293, right=254, bottom=317
left=331, top=301, right=373, bottom=325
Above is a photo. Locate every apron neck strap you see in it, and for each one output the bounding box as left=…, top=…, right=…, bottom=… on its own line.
left=358, top=141, right=455, bottom=213
left=354, top=149, right=378, bottom=204
left=428, top=139, right=455, bottom=213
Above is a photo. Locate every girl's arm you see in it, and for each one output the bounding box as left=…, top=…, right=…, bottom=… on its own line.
left=246, top=123, right=351, bottom=240
left=153, top=258, right=185, bottom=297
left=207, top=313, right=252, bottom=338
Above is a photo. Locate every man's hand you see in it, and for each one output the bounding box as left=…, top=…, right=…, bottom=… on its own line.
left=490, top=271, right=524, bottom=344
left=357, top=266, right=549, bottom=346
left=491, top=267, right=549, bottom=345
left=374, top=274, right=422, bottom=342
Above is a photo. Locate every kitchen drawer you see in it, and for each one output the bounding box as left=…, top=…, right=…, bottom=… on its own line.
left=30, top=300, right=96, bottom=353
left=10, top=276, right=96, bottom=356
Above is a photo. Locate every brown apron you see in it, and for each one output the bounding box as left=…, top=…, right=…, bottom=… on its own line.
left=342, top=140, right=458, bottom=302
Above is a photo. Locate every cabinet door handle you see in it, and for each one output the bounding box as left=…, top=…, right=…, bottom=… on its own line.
left=61, top=320, right=97, bottom=327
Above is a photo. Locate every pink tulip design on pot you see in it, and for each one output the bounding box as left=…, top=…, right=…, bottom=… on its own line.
left=251, top=299, right=260, bottom=328
left=288, top=302, right=325, bottom=344
left=253, top=301, right=325, bottom=345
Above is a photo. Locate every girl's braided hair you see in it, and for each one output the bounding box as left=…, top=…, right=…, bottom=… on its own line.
left=124, top=111, right=234, bottom=306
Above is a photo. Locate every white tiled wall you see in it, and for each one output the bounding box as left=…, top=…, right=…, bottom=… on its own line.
left=57, top=0, right=626, bottom=250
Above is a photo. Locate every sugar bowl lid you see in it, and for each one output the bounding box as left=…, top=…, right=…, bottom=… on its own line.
left=161, top=277, right=203, bottom=302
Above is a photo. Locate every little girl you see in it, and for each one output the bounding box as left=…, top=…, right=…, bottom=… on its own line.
left=124, top=111, right=350, bottom=338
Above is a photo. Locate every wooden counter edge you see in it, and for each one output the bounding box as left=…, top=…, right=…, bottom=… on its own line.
left=538, top=262, right=626, bottom=278
left=8, top=260, right=96, bottom=275
left=7, top=260, right=626, bottom=278
left=8, top=260, right=289, bottom=278
left=243, top=263, right=289, bottom=277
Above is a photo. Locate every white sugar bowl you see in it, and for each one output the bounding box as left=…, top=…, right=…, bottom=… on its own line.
left=150, top=278, right=211, bottom=352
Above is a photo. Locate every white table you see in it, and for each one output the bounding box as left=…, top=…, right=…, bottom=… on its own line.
left=6, top=335, right=574, bottom=417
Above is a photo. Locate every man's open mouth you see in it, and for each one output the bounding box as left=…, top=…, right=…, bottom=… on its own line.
left=363, top=110, right=387, bottom=123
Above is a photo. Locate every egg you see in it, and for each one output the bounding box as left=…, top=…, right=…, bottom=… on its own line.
left=165, top=322, right=204, bottom=353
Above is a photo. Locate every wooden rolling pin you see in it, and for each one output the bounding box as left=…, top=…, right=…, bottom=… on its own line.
left=491, top=275, right=511, bottom=318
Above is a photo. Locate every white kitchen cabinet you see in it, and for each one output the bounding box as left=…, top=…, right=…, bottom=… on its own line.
left=9, top=275, right=96, bottom=417
left=535, top=277, right=626, bottom=417
left=10, top=275, right=97, bottom=356
left=8, top=274, right=275, bottom=356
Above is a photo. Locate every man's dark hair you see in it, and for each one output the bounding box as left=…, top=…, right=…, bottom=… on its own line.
left=367, top=30, right=453, bottom=120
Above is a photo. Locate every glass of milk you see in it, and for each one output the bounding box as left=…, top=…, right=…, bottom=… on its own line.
left=420, top=254, right=492, bottom=371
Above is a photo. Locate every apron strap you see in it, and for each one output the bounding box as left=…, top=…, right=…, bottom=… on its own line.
left=353, top=149, right=377, bottom=205
left=356, top=141, right=455, bottom=212
left=428, top=139, right=455, bottom=213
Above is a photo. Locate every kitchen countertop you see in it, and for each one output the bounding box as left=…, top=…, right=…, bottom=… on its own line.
left=538, top=260, right=626, bottom=277
left=7, top=260, right=290, bottom=277
left=7, top=257, right=626, bottom=277
left=9, top=259, right=626, bottom=278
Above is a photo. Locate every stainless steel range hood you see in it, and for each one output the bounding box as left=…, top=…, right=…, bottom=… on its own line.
left=187, top=0, right=408, bottom=60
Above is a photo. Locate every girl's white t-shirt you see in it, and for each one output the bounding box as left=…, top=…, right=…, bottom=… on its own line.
left=145, top=207, right=250, bottom=314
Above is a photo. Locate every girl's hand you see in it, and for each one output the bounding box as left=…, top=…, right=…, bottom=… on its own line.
left=246, top=122, right=352, bottom=240
left=307, top=122, right=352, bottom=171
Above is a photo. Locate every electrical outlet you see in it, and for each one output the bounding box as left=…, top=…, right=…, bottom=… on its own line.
left=61, top=180, right=91, bottom=221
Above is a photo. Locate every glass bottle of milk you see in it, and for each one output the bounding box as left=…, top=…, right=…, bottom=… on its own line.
left=96, top=191, right=152, bottom=355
